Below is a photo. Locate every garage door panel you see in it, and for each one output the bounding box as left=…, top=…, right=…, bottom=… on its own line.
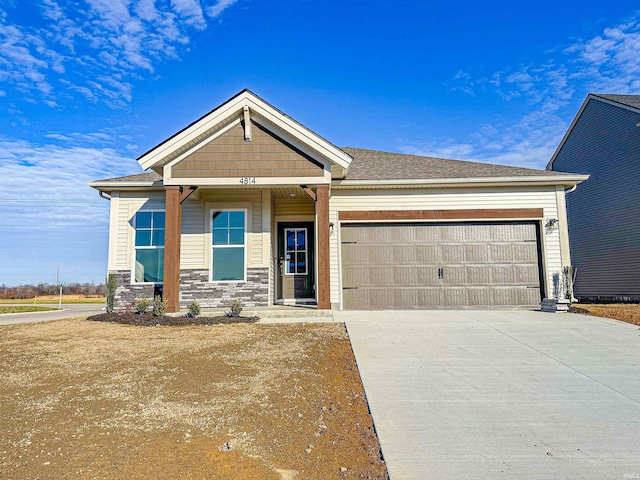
left=465, top=244, right=490, bottom=262
left=343, top=266, right=441, bottom=287
left=341, top=221, right=542, bottom=309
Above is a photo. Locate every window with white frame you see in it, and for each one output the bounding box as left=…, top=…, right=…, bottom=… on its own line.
left=211, top=210, right=246, bottom=281
left=134, top=211, right=165, bottom=283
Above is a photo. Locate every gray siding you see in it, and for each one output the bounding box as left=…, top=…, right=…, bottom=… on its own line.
left=551, top=99, right=640, bottom=298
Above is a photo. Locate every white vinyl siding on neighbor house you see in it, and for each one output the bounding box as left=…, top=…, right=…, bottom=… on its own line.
left=329, top=186, right=564, bottom=307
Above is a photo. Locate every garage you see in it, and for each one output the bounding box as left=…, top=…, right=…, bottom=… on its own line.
left=341, top=221, right=543, bottom=309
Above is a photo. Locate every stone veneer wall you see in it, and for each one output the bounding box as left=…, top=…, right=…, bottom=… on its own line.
left=179, top=268, right=269, bottom=308
left=111, top=268, right=269, bottom=310
left=111, top=271, right=158, bottom=309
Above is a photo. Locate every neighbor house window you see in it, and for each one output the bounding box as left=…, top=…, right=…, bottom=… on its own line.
left=134, top=211, right=165, bottom=283
left=211, top=210, right=246, bottom=282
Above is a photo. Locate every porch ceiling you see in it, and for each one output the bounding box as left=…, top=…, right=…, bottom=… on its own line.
left=271, top=186, right=312, bottom=200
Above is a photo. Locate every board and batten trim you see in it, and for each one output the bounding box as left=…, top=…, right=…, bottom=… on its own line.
left=338, top=208, right=544, bottom=221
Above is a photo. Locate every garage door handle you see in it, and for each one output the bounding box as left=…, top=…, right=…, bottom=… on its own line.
left=343, top=287, right=358, bottom=290
left=342, top=241, right=357, bottom=245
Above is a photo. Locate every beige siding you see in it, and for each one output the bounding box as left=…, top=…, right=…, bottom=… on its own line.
left=274, top=199, right=315, bottom=216
left=329, top=186, right=561, bottom=306
left=172, top=121, right=324, bottom=178
left=180, top=198, right=206, bottom=269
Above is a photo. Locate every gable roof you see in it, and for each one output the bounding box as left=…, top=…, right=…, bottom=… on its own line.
left=547, top=93, right=640, bottom=170
left=591, top=94, right=640, bottom=111
left=137, top=88, right=353, bottom=172
left=90, top=147, right=587, bottom=192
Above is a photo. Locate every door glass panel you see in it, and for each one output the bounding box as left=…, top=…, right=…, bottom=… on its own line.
left=287, top=231, right=295, bottom=249
left=284, top=228, right=307, bottom=275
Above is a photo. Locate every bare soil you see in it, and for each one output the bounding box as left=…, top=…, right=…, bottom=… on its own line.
left=570, top=303, right=640, bottom=326
left=0, top=317, right=388, bottom=479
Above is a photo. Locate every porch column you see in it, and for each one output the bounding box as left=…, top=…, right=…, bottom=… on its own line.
left=316, top=184, right=331, bottom=309
left=163, top=186, right=182, bottom=313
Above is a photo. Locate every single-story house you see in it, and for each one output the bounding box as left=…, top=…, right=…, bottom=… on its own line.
left=547, top=94, right=640, bottom=302
left=89, top=89, right=588, bottom=312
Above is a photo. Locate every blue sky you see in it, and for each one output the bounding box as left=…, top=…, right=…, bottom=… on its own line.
left=1, top=0, right=639, bottom=285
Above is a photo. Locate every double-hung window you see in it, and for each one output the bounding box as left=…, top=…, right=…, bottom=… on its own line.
left=211, top=210, right=246, bottom=282
left=134, top=211, right=165, bottom=283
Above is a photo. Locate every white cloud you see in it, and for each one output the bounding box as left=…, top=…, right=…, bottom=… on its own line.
left=410, top=12, right=640, bottom=169
left=0, top=0, right=240, bottom=106
left=207, top=0, right=238, bottom=18
left=0, top=138, right=142, bottom=284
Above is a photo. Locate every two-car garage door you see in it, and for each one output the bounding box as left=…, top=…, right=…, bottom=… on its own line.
left=341, top=222, right=543, bottom=309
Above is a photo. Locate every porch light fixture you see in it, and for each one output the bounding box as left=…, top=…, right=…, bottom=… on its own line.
left=545, top=218, right=559, bottom=234
left=329, top=222, right=335, bottom=234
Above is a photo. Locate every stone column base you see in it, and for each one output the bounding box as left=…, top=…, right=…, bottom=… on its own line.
left=540, top=298, right=571, bottom=313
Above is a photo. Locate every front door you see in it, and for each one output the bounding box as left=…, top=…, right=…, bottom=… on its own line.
left=278, top=222, right=315, bottom=302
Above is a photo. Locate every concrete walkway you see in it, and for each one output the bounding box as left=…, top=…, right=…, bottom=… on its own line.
left=339, top=309, right=640, bottom=480
left=0, top=303, right=104, bottom=325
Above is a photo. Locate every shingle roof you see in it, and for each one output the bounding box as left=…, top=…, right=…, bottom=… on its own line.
left=592, top=94, right=640, bottom=110
left=94, top=172, right=162, bottom=183
left=341, top=147, right=566, bottom=181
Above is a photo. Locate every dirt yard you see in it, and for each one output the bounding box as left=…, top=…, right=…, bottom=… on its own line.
left=0, top=318, right=387, bottom=479
left=571, top=303, right=640, bottom=326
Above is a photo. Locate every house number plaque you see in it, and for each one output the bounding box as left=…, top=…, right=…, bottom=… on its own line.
left=239, top=177, right=256, bottom=185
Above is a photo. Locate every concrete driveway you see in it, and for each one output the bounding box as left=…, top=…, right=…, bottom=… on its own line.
left=338, top=309, right=640, bottom=480
left=0, top=303, right=104, bottom=326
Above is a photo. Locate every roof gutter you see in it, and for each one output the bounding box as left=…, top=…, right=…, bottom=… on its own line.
left=99, top=191, right=111, bottom=201
left=333, top=174, right=590, bottom=188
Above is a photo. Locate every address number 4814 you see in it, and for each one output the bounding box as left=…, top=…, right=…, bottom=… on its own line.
left=239, top=177, right=256, bottom=185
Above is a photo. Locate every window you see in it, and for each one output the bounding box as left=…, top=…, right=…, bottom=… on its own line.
left=211, top=210, right=246, bottom=281
left=134, top=211, right=165, bottom=283
left=285, top=228, right=307, bottom=274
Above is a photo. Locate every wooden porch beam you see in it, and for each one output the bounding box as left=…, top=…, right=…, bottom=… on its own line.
left=179, top=186, right=198, bottom=204
left=300, top=185, right=317, bottom=201
left=316, top=184, right=330, bottom=309
left=163, top=186, right=182, bottom=313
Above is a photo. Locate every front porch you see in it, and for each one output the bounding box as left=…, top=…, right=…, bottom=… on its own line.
left=162, top=184, right=332, bottom=313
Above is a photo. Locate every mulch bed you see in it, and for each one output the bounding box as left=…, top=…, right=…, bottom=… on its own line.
left=87, top=312, right=259, bottom=327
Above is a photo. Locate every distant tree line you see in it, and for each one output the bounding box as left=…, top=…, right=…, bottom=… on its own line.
left=0, top=282, right=106, bottom=299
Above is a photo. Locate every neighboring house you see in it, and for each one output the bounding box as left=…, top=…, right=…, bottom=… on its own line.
left=547, top=94, right=640, bottom=302
left=89, top=89, right=587, bottom=312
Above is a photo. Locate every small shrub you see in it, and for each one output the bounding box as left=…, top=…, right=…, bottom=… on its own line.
left=106, top=274, right=117, bottom=313
left=135, top=298, right=151, bottom=314
left=153, top=295, right=168, bottom=318
left=225, top=299, right=242, bottom=318
left=119, top=300, right=136, bottom=316
left=186, top=300, right=201, bottom=318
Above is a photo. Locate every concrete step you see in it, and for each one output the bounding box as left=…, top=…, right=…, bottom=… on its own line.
left=198, top=306, right=333, bottom=318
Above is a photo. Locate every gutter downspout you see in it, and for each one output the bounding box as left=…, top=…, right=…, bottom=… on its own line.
left=99, top=191, right=111, bottom=201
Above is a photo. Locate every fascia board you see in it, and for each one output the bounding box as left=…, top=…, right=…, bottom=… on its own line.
left=138, top=91, right=352, bottom=171
left=332, top=174, right=590, bottom=188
